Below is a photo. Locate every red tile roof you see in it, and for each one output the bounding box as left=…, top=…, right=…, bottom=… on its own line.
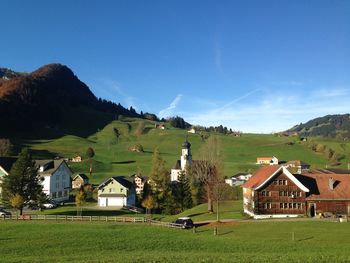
left=301, top=173, right=350, bottom=200
left=242, top=165, right=281, bottom=188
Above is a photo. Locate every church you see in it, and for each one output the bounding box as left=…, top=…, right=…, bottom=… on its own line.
left=170, top=140, right=193, bottom=182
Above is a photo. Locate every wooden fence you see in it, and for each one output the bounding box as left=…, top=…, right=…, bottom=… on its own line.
left=1, top=215, right=184, bottom=228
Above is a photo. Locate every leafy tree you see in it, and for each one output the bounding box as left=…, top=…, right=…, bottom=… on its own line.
left=75, top=188, right=87, bottom=216
left=141, top=195, right=155, bottom=217
left=86, top=147, right=95, bottom=177
left=9, top=194, right=24, bottom=212
left=1, top=148, right=44, bottom=215
left=148, top=148, right=171, bottom=212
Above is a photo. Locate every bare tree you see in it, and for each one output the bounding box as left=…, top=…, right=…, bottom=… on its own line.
left=192, top=136, right=223, bottom=213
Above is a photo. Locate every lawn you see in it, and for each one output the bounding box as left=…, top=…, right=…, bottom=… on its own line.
left=1, top=220, right=350, bottom=262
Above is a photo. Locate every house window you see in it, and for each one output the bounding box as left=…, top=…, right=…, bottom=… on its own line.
left=273, top=180, right=278, bottom=185
left=284, top=191, right=288, bottom=196
left=293, top=203, right=297, bottom=209
left=109, top=188, right=116, bottom=193
left=58, top=191, right=62, bottom=198
left=279, top=191, right=284, bottom=196
left=120, top=188, right=123, bottom=193
left=261, top=191, right=266, bottom=196
left=284, top=203, right=288, bottom=209
left=56, top=182, right=59, bottom=189
left=278, top=180, right=283, bottom=185
left=280, top=203, right=283, bottom=209
left=289, top=203, right=293, bottom=209
left=284, top=180, right=288, bottom=185
left=51, top=192, right=57, bottom=198
left=263, top=203, right=271, bottom=209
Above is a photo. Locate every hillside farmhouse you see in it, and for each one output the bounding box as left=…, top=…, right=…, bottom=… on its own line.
left=71, top=155, right=82, bottom=162
left=129, top=174, right=147, bottom=194
left=98, top=176, right=136, bottom=207
left=170, top=140, right=193, bottom=182
left=72, top=173, right=89, bottom=189
left=256, top=156, right=278, bottom=165
left=36, top=159, right=72, bottom=202
left=242, top=165, right=350, bottom=219
left=284, top=160, right=310, bottom=174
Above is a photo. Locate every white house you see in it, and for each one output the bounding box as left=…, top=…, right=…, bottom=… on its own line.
left=36, top=159, right=72, bottom=202
left=188, top=127, right=196, bottom=134
left=0, top=157, right=17, bottom=199
left=256, top=156, right=278, bottom=165
left=97, top=176, right=136, bottom=207
left=170, top=140, right=192, bottom=182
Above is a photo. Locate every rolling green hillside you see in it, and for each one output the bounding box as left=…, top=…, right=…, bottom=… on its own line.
left=20, top=118, right=349, bottom=184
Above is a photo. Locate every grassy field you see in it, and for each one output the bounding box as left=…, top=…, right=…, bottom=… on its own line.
left=20, top=118, right=344, bottom=185
left=1, top=220, right=350, bottom=262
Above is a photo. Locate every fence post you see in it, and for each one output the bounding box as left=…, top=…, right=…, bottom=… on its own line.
left=214, top=227, right=217, bottom=236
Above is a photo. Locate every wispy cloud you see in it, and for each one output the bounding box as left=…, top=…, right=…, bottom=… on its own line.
left=315, top=87, right=350, bottom=98
left=158, top=94, right=183, bottom=118
left=181, top=88, right=350, bottom=133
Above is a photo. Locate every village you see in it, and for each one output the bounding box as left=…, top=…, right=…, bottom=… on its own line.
left=1, top=137, right=349, bottom=222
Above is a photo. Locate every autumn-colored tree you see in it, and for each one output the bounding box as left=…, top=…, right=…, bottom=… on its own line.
left=9, top=194, right=24, bottom=212
left=148, top=148, right=171, bottom=212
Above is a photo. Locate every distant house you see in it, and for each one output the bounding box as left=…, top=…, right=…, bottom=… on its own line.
left=155, top=123, right=166, bottom=130
left=256, top=156, right=278, bottom=165
left=36, top=159, right=72, bottom=202
left=284, top=160, right=310, bottom=174
left=71, top=155, right=82, bottom=163
left=242, top=165, right=350, bottom=219
left=0, top=157, right=17, bottom=199
left=128, top=174, right=147, bottom=194
left=188, top=127, right=196, bottom=134
left=72, top=174, right=89, bottom=189
left=225, top=173, right=252, bottom=187
left=97, top=176, right=136, bottom=207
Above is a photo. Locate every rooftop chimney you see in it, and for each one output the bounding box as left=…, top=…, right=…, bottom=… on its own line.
left=329, top=177, right=335, bottom=190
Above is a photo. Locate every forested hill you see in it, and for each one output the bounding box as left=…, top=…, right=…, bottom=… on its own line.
left=287, top=114, right=350, bottom=139
left=0, top=64, right=141, bottom=137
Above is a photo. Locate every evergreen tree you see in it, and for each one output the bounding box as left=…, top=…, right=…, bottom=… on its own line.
left=1, top=148, right=44, bottom=215
left=148, top=148, right=171, bottom=212
left=173, top=170, right=193, bottom=211
left=185, top=164, right=203, bottom=206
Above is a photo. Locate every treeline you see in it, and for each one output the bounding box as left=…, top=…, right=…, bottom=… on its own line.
left=192, top=125, right=242, bottom=135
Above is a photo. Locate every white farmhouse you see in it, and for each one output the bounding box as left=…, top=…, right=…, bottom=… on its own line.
left=170, top=140, right=192, bottom=182
left=36, top=159, right=72, bottom=202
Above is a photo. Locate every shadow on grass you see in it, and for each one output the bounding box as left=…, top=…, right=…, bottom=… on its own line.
left=187, top=212, right=206, bottom=217
left=298, top=236, right=314, bottom=242
left=111, top=161, right=136, bottom=164
left=45, top=209, right=140, bottom=217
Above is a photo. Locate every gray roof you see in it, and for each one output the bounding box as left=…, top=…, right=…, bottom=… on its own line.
left=172, top=160, right=181, bottom=170
left=98, top=176, right=135, bottom=190
left=35, top=159, right=69, bottom=176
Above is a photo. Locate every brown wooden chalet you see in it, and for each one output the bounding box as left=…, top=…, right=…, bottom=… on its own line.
left=242, top=165, right=350, bottom=219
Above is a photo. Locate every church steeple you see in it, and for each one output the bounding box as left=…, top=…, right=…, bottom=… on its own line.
left=181, top=139, right=192, bottom=170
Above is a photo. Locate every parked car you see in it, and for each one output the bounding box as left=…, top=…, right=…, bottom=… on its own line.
left=0, top=208, right=11, bottom=217
left=174, top=217, right=194, bottom=229
left=43, top=200, right=58, bottom=209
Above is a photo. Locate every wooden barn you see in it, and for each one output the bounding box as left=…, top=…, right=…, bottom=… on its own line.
left=242, top=165, right=350, bottom=219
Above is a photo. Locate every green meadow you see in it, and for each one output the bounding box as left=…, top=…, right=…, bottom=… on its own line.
left=1, top=220, right=350, bottom=262
left=22, top=118, right=348, bottom=184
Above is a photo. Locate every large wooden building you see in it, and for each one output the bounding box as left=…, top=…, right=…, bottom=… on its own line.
left=242, top=165, right=350, bottom=219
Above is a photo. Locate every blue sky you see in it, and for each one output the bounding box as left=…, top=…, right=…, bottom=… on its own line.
left=0, top=0, right=349, bottom=133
